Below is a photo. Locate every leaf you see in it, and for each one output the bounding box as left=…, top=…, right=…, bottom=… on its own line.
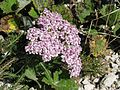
left=112, top=23, right=120, bottom=35
left=32, top=0, right=53, bottom=13
left=41, top=65, right=78, bottom=90
left=79, top=9, right=91, bottom=23
left=42, top=77, right=51, bottom=85
left=0, top=0, right=17, bottom=14
left=51, top=5, right=73, bottom=23
left=53, top=71, right=59, bottom=82
left=89, top=35, right=108, bottom=57
left=16, top=0, right=31, bottom=13
left=7, top=19, right=18, bottom=32
left=56, top=79, right=78, bottom=90
left=0, top=15, right=17, bottom=33
left=43, top=0, right=53, bottom=8
left=84, top=0, right=93, bottom=10
left=40, top=62, right=54, bottom=85
left=42, top=70, right=62, bottom=88
left=25, top=68, right=38, bottom=81
left=28, top=7, right=39, bottom=18
left=4, top=72, right=18, bottom=78
left=76, top=2, right=93, bottom=23
left=88, top=29, right=98, bottom=36
left=53, top=70, right=62, bottom=84
left=32, top=0, right=41, bottom=11
left=100, top=5, right=108, bottom=16
left=100, top=5, right=120, bottom=26
left=42, top=69, right=53, bottom=84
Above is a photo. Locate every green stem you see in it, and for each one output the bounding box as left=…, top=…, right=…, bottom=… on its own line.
left=7, top=32, right=23, bottom=48
left=94, top=9, right=120, bottom=21
left=40, top=62, right=53, bottom=83
left=85, top=20, right=93, bottom=44
left=0, top=58, right=15, bottom=73
left=40, top=62, right=49, bottom=75
left=0, top=51, right=10, bottom=64
left=81, top=31, right=120, bottom=39
left=12, top=74, right=25, bottom=89
left=35, top=80, right=41, bottom=89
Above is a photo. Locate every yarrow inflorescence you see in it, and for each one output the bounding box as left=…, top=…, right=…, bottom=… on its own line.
left=25, top=8, right=82, bottom=77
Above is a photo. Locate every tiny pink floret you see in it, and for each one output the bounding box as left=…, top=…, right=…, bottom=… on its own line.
left=25, top=8, right=82, bottom=77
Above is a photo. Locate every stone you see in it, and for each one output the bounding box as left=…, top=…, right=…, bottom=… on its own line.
left=100, top=87, right=107, bottom=90
left=116, top=58, right=120, bottom=66
left=93, top=88, right=99, bottom=90
left=105, top=56, right=111, bottom=61
left=32, top=21, right=35, bottom=25
left=82, top=78, right=90, bottom=85
left=78, top=78, right=83, bottom=84
left=111, top=83, right=116, bottom=89
left=110, top=53, right=119, bottom=62
left=110, top=62, right=118, bottom=72
left=77, top=0, right=83, bottom=3
left=78, top=86, right=84, bottom=90
left=84, top=83, right=95, bottom=90
left=102, top=72, right=118, bottom=87
left=5, top=83, right=12, bottom=87
left=93, top=78, right=99, bottom=83
left=116, top=81, right=120, bottom=88
left=29, top=87, right=36, bottom=90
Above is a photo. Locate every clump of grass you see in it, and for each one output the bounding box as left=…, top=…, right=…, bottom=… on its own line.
left=81, top=55, right=108, bottom=77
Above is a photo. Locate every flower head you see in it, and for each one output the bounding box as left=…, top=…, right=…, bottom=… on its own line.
left=25, top=8, right=82, bottom=77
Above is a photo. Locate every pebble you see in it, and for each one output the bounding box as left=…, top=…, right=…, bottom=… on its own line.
left=102, top=72, right=118, bottom=87
left=5, top=83, right=12, bottom=87
left=110, top=62, right=118, bottom=72
left=93, top=88, right=99, bottom=90
left=29, top=87, right=37, bottom=90
left=105, top=56, right=111, bottom=61
left=78, top=78, right=83, bottom=84
left=78, top=85, right=84, bottom=90
left=116, top=81, right=120, bottom=88
left=82, top=77, right=90, bottom=85
left=93, top=78, right=99, bottom=83
left=110, top=53, right=119, bottom=62
left=100, top=87, right=107, bottom=90
left=32, top=21, right=35, bottom=25
left=116, top=58, right=120, bottom=66
left=77, top=0, right=83, bottom=3
left=84, top=83, right=95, bottom=90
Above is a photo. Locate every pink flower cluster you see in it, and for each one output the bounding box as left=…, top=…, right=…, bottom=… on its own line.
left=25, top=8, right=82, bottom=77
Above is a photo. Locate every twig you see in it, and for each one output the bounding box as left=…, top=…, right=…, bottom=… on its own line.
left=0, top=58, right=16, bottom=74
left=92, top=8, right=120, bottom=22
left=7, top=32, right=23, bottom=48
left=81, top=31, right=120, bottom=39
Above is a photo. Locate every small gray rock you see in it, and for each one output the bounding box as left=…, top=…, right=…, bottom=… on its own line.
left=84, top=83, right=95, bottom=90
left=102, top=72, right=118, bottom=87
left=82, top=78, right=90, bottom=85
